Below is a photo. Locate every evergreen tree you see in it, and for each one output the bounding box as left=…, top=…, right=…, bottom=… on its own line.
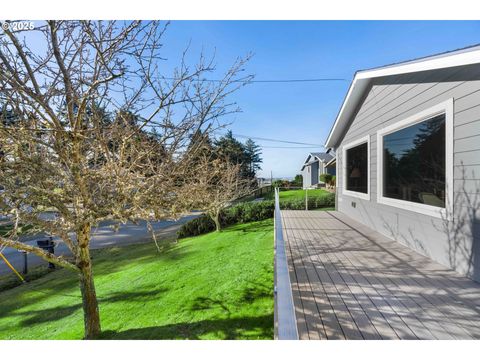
left=244, top=138, right=262, bottom=178
left=293, top=174, right=303, bottom=187
left=188, top=129, right=214, bottom=161
left=214, top=130, right=248, bottom=176
left=213, top=131, right=263, bottom=180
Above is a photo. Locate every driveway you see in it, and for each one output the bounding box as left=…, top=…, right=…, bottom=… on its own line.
left=0, top=213, right=199, bottom=276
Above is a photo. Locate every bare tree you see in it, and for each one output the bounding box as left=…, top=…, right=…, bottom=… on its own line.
left=0, top=20, right=251, bottom=339
left=194, top=156, right=254, bottom=232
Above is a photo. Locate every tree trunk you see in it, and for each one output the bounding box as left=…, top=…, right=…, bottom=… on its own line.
left=77, top=224, right=101, bottom=339
left=213, top=212, right=222, bottom=232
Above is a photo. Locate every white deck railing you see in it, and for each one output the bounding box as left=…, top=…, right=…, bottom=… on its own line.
left=274, top=187, right=298, bottom=340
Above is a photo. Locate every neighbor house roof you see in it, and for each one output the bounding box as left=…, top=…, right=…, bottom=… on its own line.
left=325, top=44, right=480, bottom=149
left=310, top=152, right=334, bottom=163
left=324, top=157, right=336, bottom=168
left=300, top=152, right=334, bottom=171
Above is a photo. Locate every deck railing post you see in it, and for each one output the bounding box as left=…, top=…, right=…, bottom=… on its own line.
left=305, top=188, right=308, bottom=211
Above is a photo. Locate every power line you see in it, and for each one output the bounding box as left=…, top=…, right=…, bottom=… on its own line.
left=259, top=145, right=323, bottom=149
left=218, top=132, right=325, bottom=147
left=161, top=77, right=347, bottom=83
left=247, top=78, right=346, bottom=83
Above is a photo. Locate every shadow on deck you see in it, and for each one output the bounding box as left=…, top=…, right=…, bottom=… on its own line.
left=282, top=210, right=480, bottom=340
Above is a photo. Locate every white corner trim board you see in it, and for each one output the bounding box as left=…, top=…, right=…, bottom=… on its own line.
left=376, top=98, right=454, bottom=219
left=342, top=135, right=370, bottom=201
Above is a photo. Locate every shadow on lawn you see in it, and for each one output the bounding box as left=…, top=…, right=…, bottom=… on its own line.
left=220, top=220, right=273, bottom=235
left=190, top=275, right=273, bottom=314
left=191, top=296, right=231, bottom=314
left=241, top=279, right=272, bottom=304
left=98, top=314, right=274, bottom=340
left=0, top=248, right=173, bottom=318
left=92, top=241, right=192, bottom=274
left=16, top=288, right=167, bottom=326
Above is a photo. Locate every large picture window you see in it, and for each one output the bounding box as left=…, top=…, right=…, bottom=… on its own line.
left=346, top=143, right=368, bottom=194
left=377, top=99, right=453, bottom=219
left=383, top=114, right=445, bottom=207
left=342, top=135, right=370, bottom=200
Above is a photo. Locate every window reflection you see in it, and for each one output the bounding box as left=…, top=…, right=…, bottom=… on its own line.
left=346, top=142, right=368, bottom=194
left=383, top=114, right=445, bottom=208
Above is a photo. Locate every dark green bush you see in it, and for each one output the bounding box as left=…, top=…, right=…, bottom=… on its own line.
left=176, top=215, right=216, bottom=238
left=177, top=201, right=275, bottom=239
left=307, top=192, right=335, bottom=208
left=234, top=200, right=275, bottom=222
left=177, top=192, right=335, bottom=238
left=278, top=192, right=335, bottom=210
left=319, top=173, right=333, bottom=184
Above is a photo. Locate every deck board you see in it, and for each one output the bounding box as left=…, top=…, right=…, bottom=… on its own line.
left=281, top=210, right=480, bottom=340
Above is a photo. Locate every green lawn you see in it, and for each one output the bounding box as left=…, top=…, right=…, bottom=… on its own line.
left=0, top=219, right=274, bottom=340
left=263, top=188, right=330, bottom=201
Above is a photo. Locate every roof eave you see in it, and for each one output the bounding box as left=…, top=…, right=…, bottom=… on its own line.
left=325, top=77, right=370, bottom=149
left=324, top=157, right=336, bottom=167
left=325, top=47, right=480, bottom=149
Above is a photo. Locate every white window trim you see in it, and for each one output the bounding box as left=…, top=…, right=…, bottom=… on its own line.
left=342, top=135, right=370, bottom=201
left=376, top=98, right=454, bottom=219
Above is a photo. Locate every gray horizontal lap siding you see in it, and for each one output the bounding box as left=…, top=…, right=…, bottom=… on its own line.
left=336, top=65, right=480, bottom=282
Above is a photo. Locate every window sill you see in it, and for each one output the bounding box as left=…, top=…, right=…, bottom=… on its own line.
left=377, top=196, right=448, bottom=219
left=343, top=189, right=370, bottom=201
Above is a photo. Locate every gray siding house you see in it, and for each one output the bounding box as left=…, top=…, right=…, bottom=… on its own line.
left=301, top=152, right=334, bottom=189
left=326, top=45, right=480, bottom=282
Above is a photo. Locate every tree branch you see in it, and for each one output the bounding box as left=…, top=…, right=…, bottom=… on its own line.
left=0, top=237, right=79, bottom=272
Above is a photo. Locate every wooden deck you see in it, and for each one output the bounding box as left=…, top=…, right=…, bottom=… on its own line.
left=282, top=210, right=480, bottom=340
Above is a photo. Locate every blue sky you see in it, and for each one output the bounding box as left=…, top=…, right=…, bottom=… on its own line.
left=17, top=21, right=480, bottom=178
left=157, top=20, right=480, bottom=178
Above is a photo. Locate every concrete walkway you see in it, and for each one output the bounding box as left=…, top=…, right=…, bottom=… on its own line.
left=0, top=213, right=199, bottom=276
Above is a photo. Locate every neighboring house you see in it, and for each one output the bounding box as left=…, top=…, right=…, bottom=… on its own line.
left=300, top=152, right=334, bottom=189
left=325, top=45, right=480, bottom=282
left=324, top=157, right=336, bottom=175
left=324, top=149, right=337, bottom=180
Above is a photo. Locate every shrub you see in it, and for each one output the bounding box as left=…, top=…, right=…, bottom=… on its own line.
left=309, top=192, right=335, bottom=208
left=176, top=214, right=216, bottom=238
left=177, top=192, right=336, bottom=238
left=320, top=173, right=333, bottom=184
left=178, top=201, right=275, bottom=238
left=292, top=174, right=303, bottom=187
left=272, top=180, right=283, bottom=188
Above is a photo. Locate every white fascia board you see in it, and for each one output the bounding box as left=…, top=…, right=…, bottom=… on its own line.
left=356, top=48, right=480, bottom=80
left=325, top=77, right=369, bottom=148
left=324, top=157, right=336, bottom=167
left=302, top=154, right=313, bottom=165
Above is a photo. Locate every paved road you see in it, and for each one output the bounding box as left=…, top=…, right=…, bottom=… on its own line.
left=0, top=214, right=199, bottom=276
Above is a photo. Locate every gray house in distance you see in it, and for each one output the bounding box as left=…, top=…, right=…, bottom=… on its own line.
left=325, top=45, right=480, bottom=282
left=300, top=152, right=334, bottom=189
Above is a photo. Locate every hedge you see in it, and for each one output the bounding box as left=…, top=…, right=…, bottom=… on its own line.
left=177, top=192, right=335, bottom=238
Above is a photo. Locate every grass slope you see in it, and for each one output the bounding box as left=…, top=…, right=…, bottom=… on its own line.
left=0, top=219, right=274, bottom=340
